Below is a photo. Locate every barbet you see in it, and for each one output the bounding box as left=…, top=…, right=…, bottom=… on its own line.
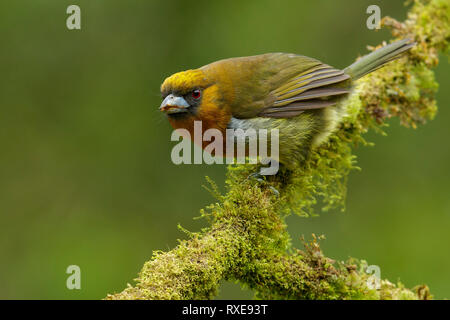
left=160, top=39, right=414, bottom=170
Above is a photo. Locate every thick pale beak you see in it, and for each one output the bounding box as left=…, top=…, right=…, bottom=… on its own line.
left=159, top=94, right=190, bottom=114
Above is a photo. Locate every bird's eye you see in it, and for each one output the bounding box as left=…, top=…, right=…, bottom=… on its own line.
left=192, top=89, right=201, bottom=100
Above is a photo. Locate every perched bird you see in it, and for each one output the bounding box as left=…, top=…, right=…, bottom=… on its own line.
left=160, top=39, right=414, bottom=170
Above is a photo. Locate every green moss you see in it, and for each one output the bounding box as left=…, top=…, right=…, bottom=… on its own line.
left=106, top=0, right=447, bottom=300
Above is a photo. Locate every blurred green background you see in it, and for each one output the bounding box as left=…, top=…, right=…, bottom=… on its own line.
left=0, top=0, right=448, bottom=299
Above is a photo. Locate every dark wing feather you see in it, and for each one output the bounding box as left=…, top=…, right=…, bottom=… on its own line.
left=260, top=63, right=352, bottom=118
left=279, top=87, right=351, bottom=102
left=260, top=100, right=337, bottom=118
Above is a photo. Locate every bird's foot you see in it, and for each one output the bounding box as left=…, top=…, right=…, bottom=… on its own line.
left=246, top=172, right=279, bottom=197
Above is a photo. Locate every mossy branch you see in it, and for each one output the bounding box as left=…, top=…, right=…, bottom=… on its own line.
left=106, top=0, right=448, bottom=300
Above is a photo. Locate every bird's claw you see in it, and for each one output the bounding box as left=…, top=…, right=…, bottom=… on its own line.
left=268, top=185, right=280, bottom=197
left=247, top=172, right=265, bottom=182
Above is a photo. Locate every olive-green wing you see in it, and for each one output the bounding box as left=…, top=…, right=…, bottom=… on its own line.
left=260, top=40, right=416, bottom=118
left=213, top=53, right=352, bottom=119
left=259, top=59, right=352, bottom=118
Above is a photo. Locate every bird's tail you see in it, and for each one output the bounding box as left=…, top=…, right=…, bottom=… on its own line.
left=344, top=39, right=415, bottom=80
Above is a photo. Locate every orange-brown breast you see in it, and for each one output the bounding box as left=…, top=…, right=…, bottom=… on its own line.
left=167, top=84, right=232, bottom=150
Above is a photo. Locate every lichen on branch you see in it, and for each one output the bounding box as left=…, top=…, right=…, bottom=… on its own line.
left=106, top=0, right=449, bottom=300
